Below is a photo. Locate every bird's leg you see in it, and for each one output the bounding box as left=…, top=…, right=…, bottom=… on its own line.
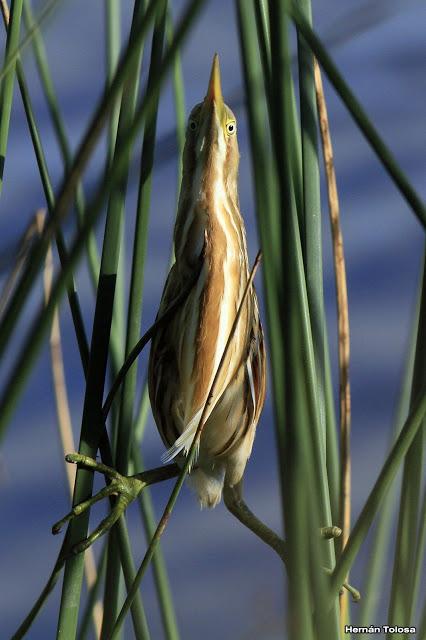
left=223, top=480, right=287, bottom=565
left=52, top=453, right=180, bottom=554
left=223, top=481, right=360, bottom=601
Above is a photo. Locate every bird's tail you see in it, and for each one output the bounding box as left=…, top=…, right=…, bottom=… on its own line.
left=187, top=465, right=225, bottom=508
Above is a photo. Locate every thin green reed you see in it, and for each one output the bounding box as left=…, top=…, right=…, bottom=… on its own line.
left=0, top=0, right=24, bottom=195
left=100, top=1, right=147, bottom=634
left=105, top=0, right=122, bottom=169
left=105, top=0, right=126, bottom=381
left=166, top=8, right=186, bottom=193
left=236, top=0, right=285, bottom=449
left=77, top=543, right=107, bottom=640
left=101, top=0, right=125, bottom=633
left=131, top=447, right=180, bottom=640
left=297, top=0, right=327, bottom=454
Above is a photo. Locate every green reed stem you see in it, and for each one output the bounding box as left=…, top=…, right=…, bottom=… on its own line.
left=131, top=447, right=180, bottom=640
left=297, top=0, right=327, bottom=454
left=324, top=337, right=340, bottom=525
left=100, top=2, right=148, bottom=634
left=100, top=2, right=126, bottom=635
left=166, top=8, right=186, bottom=192
left=105, top=0, right=126, bottom=377
left=77, top=543, right=107, bottom=640
left=116, top=519, right=151, bottom=640
left=105, top=0, right=122, bottom=169
left=56, top=149, right=125, bottom=637
left=102, top=0, right=125, bottom=630
left=236, top=0, right=285, bottom=448
left=0, top=0, right=24, bottom=194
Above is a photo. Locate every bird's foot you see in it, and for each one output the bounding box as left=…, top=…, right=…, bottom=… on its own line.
left=52, top=453, right=145, bottom=554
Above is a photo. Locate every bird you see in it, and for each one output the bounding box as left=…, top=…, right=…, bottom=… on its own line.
left=148, top=53, right=266, bottom=508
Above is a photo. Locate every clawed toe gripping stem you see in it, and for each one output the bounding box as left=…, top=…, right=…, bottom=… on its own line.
left=52, top=454, right=146, bottom=554
left=52, top=453, right=180, bottom=554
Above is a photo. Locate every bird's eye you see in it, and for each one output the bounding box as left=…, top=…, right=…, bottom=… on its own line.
left=226, top=121, right=236, bottom=135
left=189, top=119, right=198, bottom=131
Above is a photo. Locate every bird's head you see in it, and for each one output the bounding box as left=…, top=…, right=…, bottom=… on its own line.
left=181, top=54, right=239, bottom=202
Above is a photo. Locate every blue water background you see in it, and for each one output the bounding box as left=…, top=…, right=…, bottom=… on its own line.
left=0, top=1, right=425, bottom=638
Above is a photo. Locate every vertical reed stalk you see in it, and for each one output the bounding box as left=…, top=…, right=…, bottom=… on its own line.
left=0, top=0, right=23, bottom=194
left=314, top=58, right=351, bottom=627
left=42, top=218, right=103, bottom=639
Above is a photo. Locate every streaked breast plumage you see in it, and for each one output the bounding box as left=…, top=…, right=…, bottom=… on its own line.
left=148, top=54, right=266, bottom=508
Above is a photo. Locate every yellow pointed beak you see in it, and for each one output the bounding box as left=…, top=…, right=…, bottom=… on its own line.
left=205, top=53, right=224, bottom=111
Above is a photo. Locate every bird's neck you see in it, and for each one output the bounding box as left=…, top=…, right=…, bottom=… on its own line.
left=174, top=169, right=246, bottom=274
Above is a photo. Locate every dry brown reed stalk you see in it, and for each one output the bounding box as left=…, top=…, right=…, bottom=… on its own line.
left=0, top=0, right=9, bottom=23
left=314, top=59, right=352, bottom=626
left=40, top=211, right=103, bottom=638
